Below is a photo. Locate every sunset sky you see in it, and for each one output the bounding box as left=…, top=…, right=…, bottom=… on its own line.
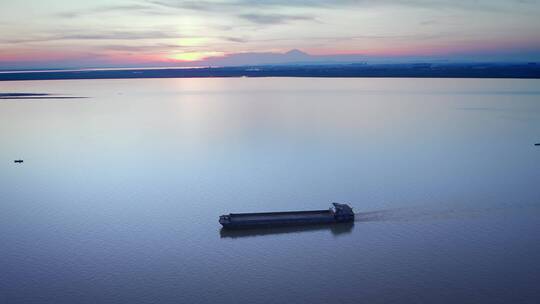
left=1, top=0, right=540, bottom=69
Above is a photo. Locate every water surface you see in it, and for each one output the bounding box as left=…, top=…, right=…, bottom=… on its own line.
left=1, top=78, right=539, bottom=303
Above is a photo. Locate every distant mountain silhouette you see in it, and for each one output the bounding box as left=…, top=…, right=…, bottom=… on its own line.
left=284, top=49, right=310, bottom=58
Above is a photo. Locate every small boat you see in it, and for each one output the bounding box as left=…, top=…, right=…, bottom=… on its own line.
left=14, top=159, right=23, bottom=163
left=219, top=203, right=354, bottom=229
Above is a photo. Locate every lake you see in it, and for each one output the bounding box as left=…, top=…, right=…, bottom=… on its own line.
left=1, top=78, right=540, bottom=303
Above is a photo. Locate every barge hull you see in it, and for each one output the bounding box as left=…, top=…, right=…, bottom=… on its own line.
left=219, top=203, right=354, bottom=229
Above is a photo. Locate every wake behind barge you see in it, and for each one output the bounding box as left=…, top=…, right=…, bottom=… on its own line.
left=219, top=203, right=354, bottom=229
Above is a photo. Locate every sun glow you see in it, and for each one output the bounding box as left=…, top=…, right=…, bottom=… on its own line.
left=168, top=51, right=223, bottom=61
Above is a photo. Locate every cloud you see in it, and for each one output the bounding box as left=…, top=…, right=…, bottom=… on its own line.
left=221, top=36, right=248, bottom=43
left=146, top=0, right=353, bottom=12
left=60, top=31, right=178, bottom=40
left=147, top=0, right=350, bottom=10
left=147, top=0, right=535, bottom=13
left=147, top=0, right=237, bottom=11
left=419, top=19, right=438, bottom=26
left=238, top=13, right=315, bottom=24
left=101, top=43, right=180, bottom=52
left=2, top=30, right=181, bottom=44
left=100, top=36, right=246, bottom=52
left=56, top=4, right=155, bottom=18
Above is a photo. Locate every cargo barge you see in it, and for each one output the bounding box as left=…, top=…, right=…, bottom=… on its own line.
left=219, top=203, right=354, bottom=229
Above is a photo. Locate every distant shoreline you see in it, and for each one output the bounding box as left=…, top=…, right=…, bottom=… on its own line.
left=0, top=63, right=539, bottom=81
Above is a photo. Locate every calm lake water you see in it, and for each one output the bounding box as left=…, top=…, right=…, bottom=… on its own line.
left=1, top=78, right=540, bottom=303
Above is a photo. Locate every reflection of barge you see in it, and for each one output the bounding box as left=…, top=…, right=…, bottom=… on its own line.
left=220, top=222, right=354, bottom=238
left=219, top=203, right=354, bottom=229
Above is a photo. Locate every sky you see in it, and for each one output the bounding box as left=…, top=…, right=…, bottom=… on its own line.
left=1, top=0, right=540, bottom=69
